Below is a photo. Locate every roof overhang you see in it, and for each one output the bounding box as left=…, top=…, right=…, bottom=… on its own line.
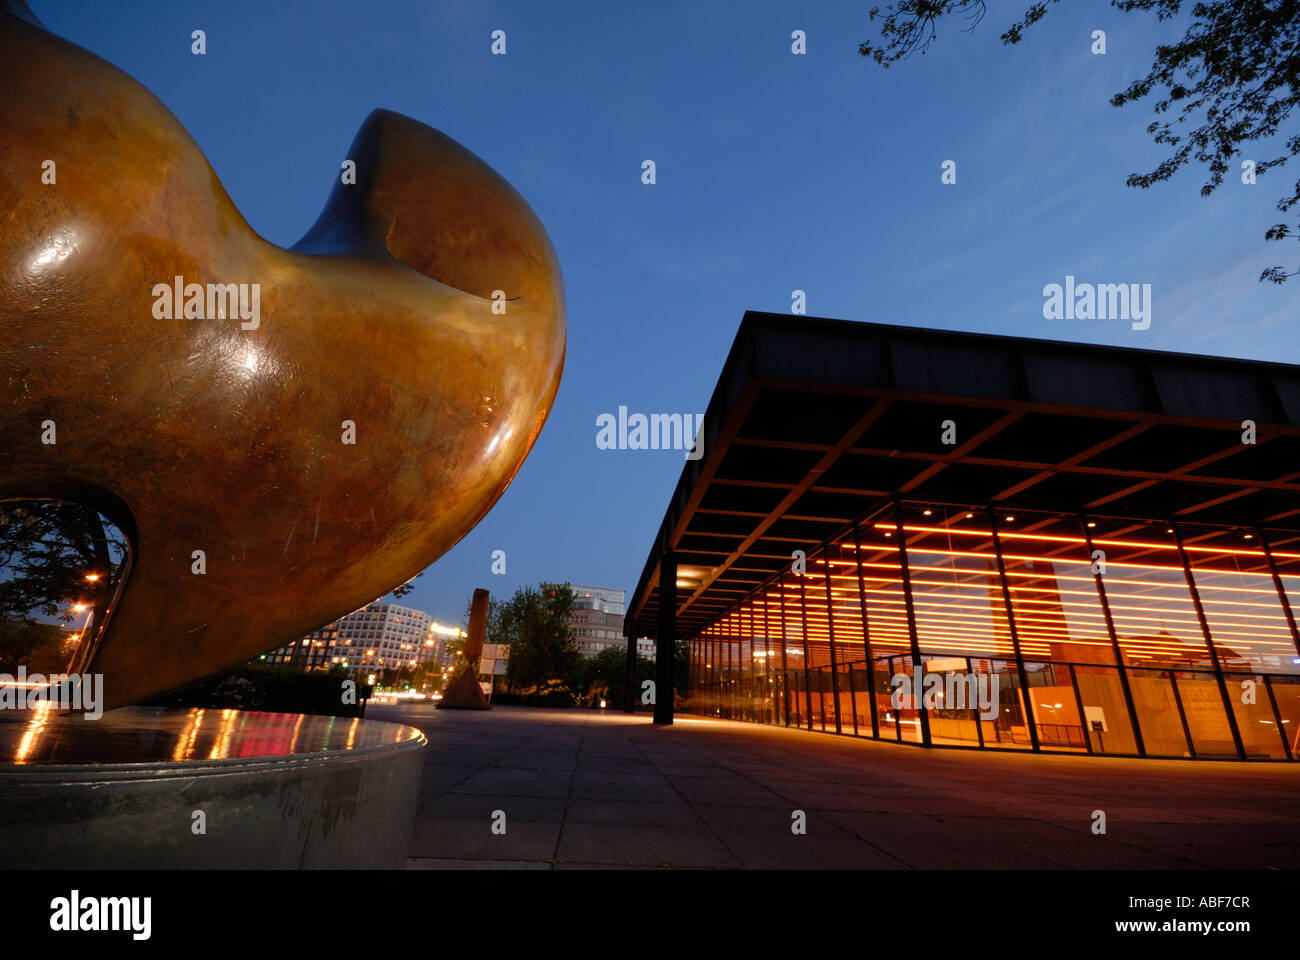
left=625, top=312, right=1300, bottom=639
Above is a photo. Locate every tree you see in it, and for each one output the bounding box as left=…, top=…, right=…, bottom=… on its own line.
left=478, top=593, right=508, bottom=647
left=859, top=0, right=1300, bottom=282
left=582, top=646, right=654, bottom=709
left=390, top=571, right=424, bottom=599
left=0, top=500, right=126, bottom=671
left=0, top=501, right=123, bottom=620
left=497, top=583, right=579, bottom=701
left=0, top=618, right=66, bottom=674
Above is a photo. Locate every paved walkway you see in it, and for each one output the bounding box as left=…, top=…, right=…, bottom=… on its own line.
left=368, top=704, right=1300, bottom=869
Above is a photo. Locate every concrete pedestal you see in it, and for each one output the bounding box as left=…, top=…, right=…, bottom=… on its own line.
left=0, top=706, right=426, bottom=868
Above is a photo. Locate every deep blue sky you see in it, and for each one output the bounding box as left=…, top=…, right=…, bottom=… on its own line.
left=39, top=0, right=1297, bottom=629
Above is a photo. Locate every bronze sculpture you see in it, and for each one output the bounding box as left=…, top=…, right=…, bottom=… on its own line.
left=438, top=588, right=492, bottom=709
left=0, top=1, right=566, bottom=707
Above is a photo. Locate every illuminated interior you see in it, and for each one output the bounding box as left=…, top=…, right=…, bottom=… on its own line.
left=687, top=500, right=1300, bottom=760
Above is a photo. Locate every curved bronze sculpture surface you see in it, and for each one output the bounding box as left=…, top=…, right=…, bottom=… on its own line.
left=0, top=2, right=566, bottom=707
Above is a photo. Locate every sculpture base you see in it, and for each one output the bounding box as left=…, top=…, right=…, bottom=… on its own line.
left=0, top=706, right=426, bottom=868
left=437, top=668, right=491, bottom=709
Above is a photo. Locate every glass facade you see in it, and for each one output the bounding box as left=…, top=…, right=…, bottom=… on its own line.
left=686, top=500, right=1300, bottom=761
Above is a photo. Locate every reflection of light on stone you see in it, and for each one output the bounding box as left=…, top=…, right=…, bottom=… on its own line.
left=13, top=700, right=55, bottom=764
left=27, top=230, right=76, bottom=273
left=208, top=708, right=237, bottom=760
left=236, top=342, right=263, bottom=375
left=346, top=717, right=359, bottom=750
left=289, top=713, right=303, bottom=754
left=173, top=708, right=205, bottom=761
left=486, top=427, right=513, bottom=456
left=65, top=606, right=94, bottom=654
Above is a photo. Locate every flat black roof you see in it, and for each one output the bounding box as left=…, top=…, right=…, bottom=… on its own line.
left=625, top=311, right=1300, bottom=638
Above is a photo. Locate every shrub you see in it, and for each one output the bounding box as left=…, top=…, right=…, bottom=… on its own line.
left=139, top=664, right=369, bottom=717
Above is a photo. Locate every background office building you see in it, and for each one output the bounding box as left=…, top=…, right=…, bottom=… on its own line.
left=428, top=625, right=468, bottom=672
left=566, top=584, right=631, bottom=656
left=627, top=313, right=1300, bottom=761
left=266, top=602, right=434, bottom=676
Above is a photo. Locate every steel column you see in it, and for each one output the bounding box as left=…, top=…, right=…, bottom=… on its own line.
left=654, top=553, right=676, bottom=725
left=891, top=498, right=931, bottom=747
left=1081, top=515, right=1147, bottom=756
left=1171, top=522, right=1246, bottom=759
left=988, top=510, right=1041, bottom=752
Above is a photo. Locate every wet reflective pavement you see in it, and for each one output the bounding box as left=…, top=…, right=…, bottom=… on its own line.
left=381, top=704, right=1300, bottom=869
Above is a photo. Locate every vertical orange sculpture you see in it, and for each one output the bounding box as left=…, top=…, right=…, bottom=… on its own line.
left=0, top=2, right=565, bottom=706
left=439, top=588, right=492, bottom=710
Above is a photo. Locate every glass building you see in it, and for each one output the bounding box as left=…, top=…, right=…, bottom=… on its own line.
left=687, top=499, right=1300, bottom=760
left=626, top=313, right=1300, bottom=760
